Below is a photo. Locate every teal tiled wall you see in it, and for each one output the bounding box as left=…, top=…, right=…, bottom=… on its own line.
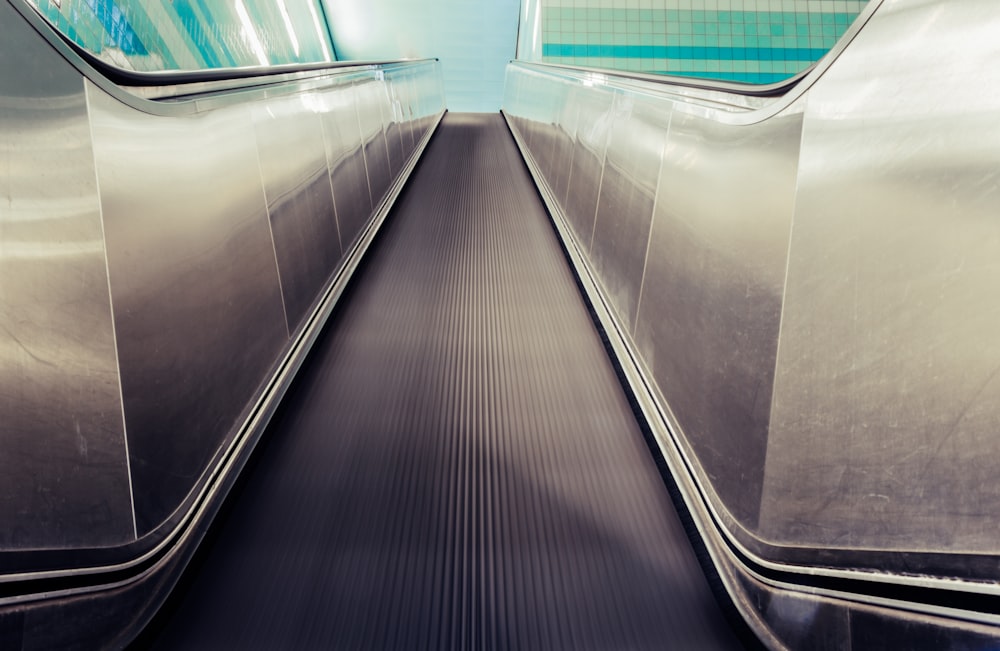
left=540, top=1, right=869, bottom=84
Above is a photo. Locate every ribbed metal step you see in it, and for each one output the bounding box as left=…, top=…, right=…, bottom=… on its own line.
left=145, top=113, right=745, bottom=650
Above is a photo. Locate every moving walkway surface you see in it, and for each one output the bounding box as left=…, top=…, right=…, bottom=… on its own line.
left=140, top=113, right=748, bottom=649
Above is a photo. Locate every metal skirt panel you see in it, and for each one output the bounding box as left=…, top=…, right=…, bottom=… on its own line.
left=0, top=0, right=134, bottom=550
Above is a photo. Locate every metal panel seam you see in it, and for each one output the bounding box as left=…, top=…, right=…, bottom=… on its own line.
left=631, top=106, right=672, bottom=336
left=319, top=113, right=345, bottom=258
left=562, top=96, right=580, bottom=207
left=355, top=84, right=375, bottom=210
left=379, top=81, right=392, bottom=177
left=84, top=78, right=138, bottom=541
left=587, top=95, right=613, bottom=252
left=252, top=107, right=292, bottom=340
left=761, top=94, right=809, bottom=503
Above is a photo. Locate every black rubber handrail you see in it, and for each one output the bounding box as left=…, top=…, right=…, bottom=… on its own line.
left=512, top=59, right=807, bottom=98
left=13, top=0, right=434, bottom=90
left=84, top=53, right=438, bottom=89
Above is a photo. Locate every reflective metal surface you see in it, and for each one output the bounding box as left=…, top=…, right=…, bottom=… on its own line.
left=760, top=0, right=1000, bottom=553
left=321, top=84, right=373, bottom=251
left=82, top=58, right=444, bottom=542
left=0, top=0, right=133, bottom=550
left=88, top=87, right=290, bottom=536
left=382, top=80, right=405, bottom=178
left=545, top=86, right=575, bottom=208
left=506, top=0, right=1000, bottom=566
left=394, top=71, right=417, bottom=155
left=590, top=94, right=670, bottom=331
left=356, top=79, right=392, bottom=210
left=563, top=85, right=613, bottom=253
left=0, top=2, right=446, bottom=641
left=636, top=106, right=803, bottom=530
left=252, top=94, right=340, bottom=333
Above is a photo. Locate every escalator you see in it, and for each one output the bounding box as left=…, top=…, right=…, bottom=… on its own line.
left=137, top=113, right=751, bottom=650
left=7, top=0, right=1000, bottom=646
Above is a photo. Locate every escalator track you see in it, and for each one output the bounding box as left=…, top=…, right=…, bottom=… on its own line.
left=139, top=113, right=749, bottom=650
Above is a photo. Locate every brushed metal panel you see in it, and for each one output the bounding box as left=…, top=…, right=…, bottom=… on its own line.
left=357, top=79, right=392, bottom=209
left=414, top=67, right=436, bottom=129
left=397, top=73, right=417, bottom=154
left=562, top=86, right=614, bottom=253
left=388, top=72, right=411, bottom=160
left=252, top=95, right=340, bottom=334
left=548, top=80, right=577, bottom=206
left=384, top=118, right=403, bottom=179
left=382, top=79, right=406, bottom=177
left=321, top=85, right=372, bottom=250
left=635, top=107, right=803, bottom=529
left=762, top=0, right=1000, bottom=552
left=524, top=89, right=547, bottom=165
left=590, top=93, right=670, bottom=331
left=524, top=76, right=560, bottom=183
left=534, top=119, right=560, bottom=191
left=88, top=85, right=289, bottom=536
left=0, top=10, right=134, bottom=549
left=846, top=606, right=1000, bottom=650
left=407, top=72, right=426, bottom=141
left=523, top=73, right=545, bottom=152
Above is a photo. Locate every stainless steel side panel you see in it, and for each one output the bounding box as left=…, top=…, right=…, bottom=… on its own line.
left=321, top=84, right=372, bottom=251
left=88, top=85, right=289, bottom=536
left=396, top=72, right=417, bottom=154
left=504, top=2, right=1000, bottom=641
left=505, top=0, right=1000, bottom=567
left=590, top=93, right=670, bottom=332
left=563, top=86, right=613, bottom=254
left=382, top=79, right=405, bottom=178
left=356, top=79, right=392, bottom=210
left=252, top=94, right=340, bottom=334
left=548, top=82, right=577, bottom=206
left=423, top=69, right=447, bottom=134
left=761, top=0, right=1000, bottom=553
left=524, top=74, right=560, bottom=178
left=635, top=106, right=803, bottom=529
left=537, top=85, right=566, bottom=196
left=0, top=6, right=444, bottom=571
left=0, top=4, right=133, bottom=549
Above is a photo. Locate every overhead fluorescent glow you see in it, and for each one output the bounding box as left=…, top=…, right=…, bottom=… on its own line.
left=277, top=0, right=300, bottom=57
left=235, top=0, right=270, bottom=67
left=307, top=0, right=332, bottom=61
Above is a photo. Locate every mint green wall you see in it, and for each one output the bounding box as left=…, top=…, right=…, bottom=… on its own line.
left=321, top=0, right=519, bottom=112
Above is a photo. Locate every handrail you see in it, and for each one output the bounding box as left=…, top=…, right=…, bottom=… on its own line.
left=10, top=0, right=433, bottom=95
left=79, top=56, right=437, bottom=90
left=513, top=60, right=808, bottom=98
